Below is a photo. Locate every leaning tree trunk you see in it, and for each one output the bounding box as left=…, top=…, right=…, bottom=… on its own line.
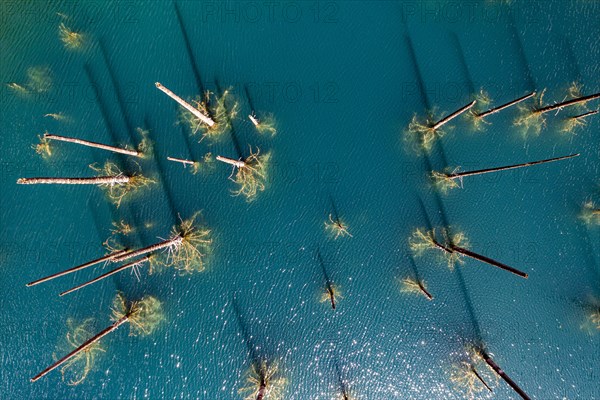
left=256, top=378, right=267, bottom=400
left=60, top=257, right=150, bottom=296
left=481, top=352, right=530, bottom=400
left=418, top=282, right=433, bottom=300
left=476, top=92, right=536, bottom=119
left=535, top=92, right=600, bottom=114
left=112, top=236, right=183, bottom=263
left=27, top=250, right=128, bottom=287
left=471, top=367, right=493, bottom=393
left=444, top=153, right=579, bottom=180
left=17, top=176, right=130, bottom=185
left=451, top=245, right=528, bottom=279
left=155, top=82, right=215, bottom=127
left=216, top=155, right=246, bottom=168
left=31, top=315, right=130, bottom=382
left=431, top=100, right=476, bottom=130
left=328, top=286, right=337, bottom=310
left=44, top=134, right=141, bottom=157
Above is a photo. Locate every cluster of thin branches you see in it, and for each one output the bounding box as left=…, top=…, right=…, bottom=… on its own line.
left=238, top=360, right=287, bottom=400
left=55, top=318, right=105, bottom=386
left=409, top=228, right=468, bottom=269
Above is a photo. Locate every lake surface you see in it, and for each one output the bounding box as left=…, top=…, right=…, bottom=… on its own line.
left=1, top=1, right=599, bottom=399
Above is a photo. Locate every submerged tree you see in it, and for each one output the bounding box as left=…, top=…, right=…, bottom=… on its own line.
left=111, top=220, right=134, bottom=236
left=17, top=161, right=153, bottom=207
left=466, top=91, right=536, bottom=132
left=580, top=297, right=600, bottom=333
left=59, top=23, right=84, bottom=50
left=27, top=66, right=53, bottom=93
left=316, top=249, right=340, bottom=310
left=7, top=82, right=28, bottom=94
left=33, top=135, right=53, bottom=159
left=560, top=110, right=598, bottom=134
left=156, top=82, right=214, bottom=125
left=110, top=292, right=164, bottom=336
left=409, top=228, right=528, bottom=279
left=463, top=89, right=492, bottom=132
left=324, top=214, right=352, bottom=240
left=588, top=307, right=600, bottom=331
left=89, top=162, right=155, bottom=207
left=7, top=66, right=52, bottom=95
left=512, top=91, right=547, bottom=136
left=320, top=284, right=342, bottom=310
left=179, top=88, right=239, bottom=142
left=431, top=153, right=579, bottom=193
left=31, top=293, right=164, bottom=382
left=135, top=127, right=154, bottom=157
left=18, top=169, right=131, bottom=187
left=249, top=112, right=277, bottom=137
left=579, top=201, right=600, bottom=226
left=59, top=256, right=157, bottom=296
left=156, top=82, right=239, bottom=142
left=28, top=66, right=52, bottom=93
left=167, top=153, right=214, bottom=175
left=41, top=132, right=144, bottom=157
left=55, top=318, right=105, bottom=386
left=514, top=87, right=600, bottom=136
left=474, top=347, right=530, bottom=400
left=60, top=213, right=212, bottom=295
left=399, top=277, right=433, bottom=300
left=44, top=112, right=69, bottom=122
left=449, top=360, right=494, bottom=399
left=333, top=360, right=354, bottom=400
left=216, top=146, right=270, bottom=201
left=563, top=82, right=589, bottom=112
left=165, top=212, right=212, bottom=273
left=26, top=247, right=128, bottom=287
left=410, top=228, right=463, bottom=269
left=554, top=82, right=599, bottom=134
left=452, top=344, right=530, bottom=399
left=238, top=360, right=287, bottom=400
left=582, top=307, right=600, bottom=333
left=472, top=89, right=493, bottom=110
left=405, top=100, right=476, bottom=152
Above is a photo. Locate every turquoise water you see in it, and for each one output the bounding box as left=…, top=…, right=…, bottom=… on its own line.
left=1, top=1, right=599, bottom=399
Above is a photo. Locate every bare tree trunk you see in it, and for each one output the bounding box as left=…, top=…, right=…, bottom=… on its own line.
left=167, top=156, right=195, bottom=166
left=471, top=367, right=493, bottom=393
left=112, top=236, right=183, bottom=263
left=476, top=92, right=536, bottom=118
left=328, top=287, right=337, bottom=310
left=60, top=257, right=150, bottom=296
left=44, top=134, right=141, bottom=157
left=249, top=114, right=260, bottom=127
left=444, top=153, right=579, bottom=180
left=431, top=100, right=476, bottom=130
left=419, top=282, right=433, bottom=300
left=27, top=250, right=128, bottom=287
left=431, top=238, right=454, bottom=254
left=155, top=82, right=215, bottom=126
left=17, top=176, right=130, bottom=185
left=451, top=245, right=528, bottom=279
left=256, top=381, right=267, bottom=400
left=570, top=110, right=598, bottom=120
left=481, top=352, right=530, bottom=400
left=535, top=92, right=600, bottom=114
left=216, top=155, right=245, bottom=168
left=31, top=315, right=130, bottom=382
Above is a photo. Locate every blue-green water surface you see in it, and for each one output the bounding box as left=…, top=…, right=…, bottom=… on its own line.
left=1, top=1, right=599, bottom=399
